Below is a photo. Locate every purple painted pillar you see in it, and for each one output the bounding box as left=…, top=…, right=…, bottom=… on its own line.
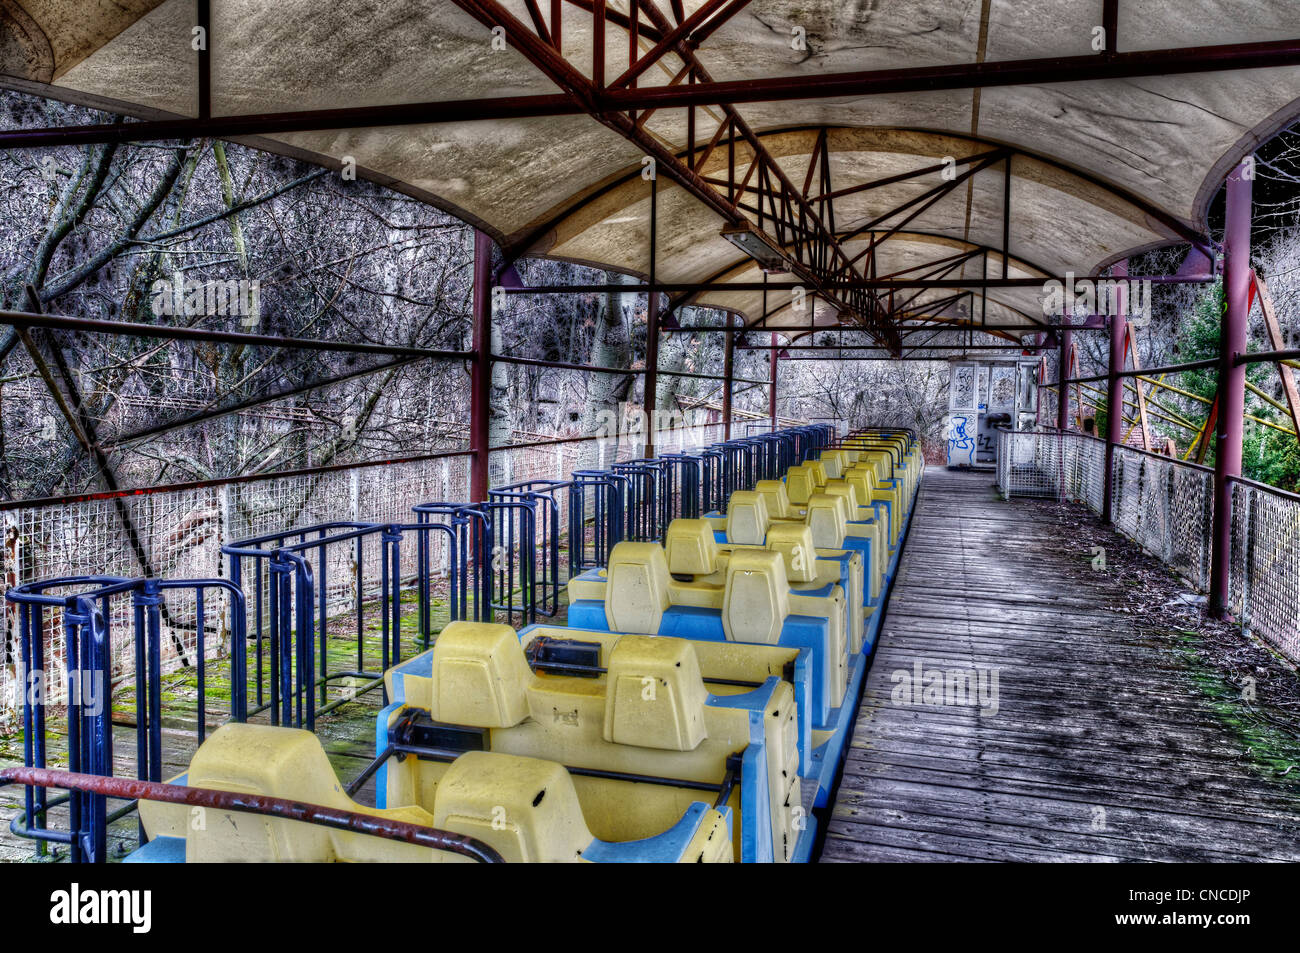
left=723, top=319, right=735, bottom=440
left=1033, top=333, right=1045, bottom=427
left=769, top=332, right=778, bottom=429
left=1102, top=260, right=1128, bottom=523
left=1057, top=327, right=1073, bottom=431
left=470, top=230, right=492, bottom=503
left=644, top=290, right=660, bottom=458
left=1210, top=164, right=1253, bottom=618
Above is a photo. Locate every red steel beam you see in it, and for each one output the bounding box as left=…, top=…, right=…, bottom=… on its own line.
left=723, top=315, right=735, bottom=439
left=0, top=310, right=470, bottom=359
left=0, top=765, right=504, bottom=863
left=1210, top=165, right=1253, bottom=618
left=451, top=0, right=894, bottom=349
left=608, top=0, right=741, bottom=89
left=1102, top=259, right=1128, bottom=523
left=470, top=229, right=493, bottom=503
left=0, top=36, right=1297, bottom=152
left=501, top=274, right=1209, bottom=292
left=627, top=0, right=892, bottom=346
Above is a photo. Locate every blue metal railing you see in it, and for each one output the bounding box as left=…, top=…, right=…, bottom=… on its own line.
left=223, top=522, right=399, bottom=729
left=2, top=423, right=826, bottom=862
left=7, top=575, right=246, bottom=862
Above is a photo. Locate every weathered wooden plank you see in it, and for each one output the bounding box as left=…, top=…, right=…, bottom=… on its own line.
left=821, top=466, right=1300, bottom=863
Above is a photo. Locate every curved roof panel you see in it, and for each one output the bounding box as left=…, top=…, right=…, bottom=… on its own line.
left=3, top=0, right=1300, bottom=340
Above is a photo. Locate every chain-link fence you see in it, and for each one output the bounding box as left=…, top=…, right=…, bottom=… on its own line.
left=996, top=428, right=1106, bottom=507
left=998, top=428, right=1300, bottom=664
left=0, top=421, right=745, bottom=717
left=0, top=452, right=473, bottom=719
left=1228, top=478, right=1300, bottom=662
left=998, top=429, right=1213, bottom=590
left=1110, top=445, right=1214, bottom=590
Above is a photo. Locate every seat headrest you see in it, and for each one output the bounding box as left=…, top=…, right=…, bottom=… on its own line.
left=726, top=490, right=769, bottom=546
left=785, top=467, right=816, bottom=506
left=820, top=451, right=844, bottom=479
left=664, top=519, right=720, bottom=576
left=605, top=542, right=672, bottom=634
left=856, top=452, right=889, bottom=480
left=805, top=493, right=848, bottom=549
left=753, top=480, right=791, bottom=518
left=805, top=461, right=828, bottom=487
left=765, top=522, right=819, bottom=583
left=849, top=459, right=882, bottom=486
left=844, top=449, right=860, bottom=464
left=844, top=466, right=874, bottom=492
left=434, top=751, right=592, bottom=863
left=186, top=723, right=342, bottom=861
left=431, top=621, right=532, bottom=728
left=604, top=635, right=709, bottom=751
left=824, top=479, right=860, bottom=512
left=722, top=549, right=789, bottom=645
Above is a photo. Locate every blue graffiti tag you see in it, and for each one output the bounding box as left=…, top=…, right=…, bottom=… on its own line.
left=948, top=416, right=975, bottom=458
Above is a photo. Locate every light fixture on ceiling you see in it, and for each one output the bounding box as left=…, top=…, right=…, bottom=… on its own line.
left=720, top=224, right=790, bottom=273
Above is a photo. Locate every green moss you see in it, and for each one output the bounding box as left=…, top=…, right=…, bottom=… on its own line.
left=1177, top=634, right=1300, bottom=780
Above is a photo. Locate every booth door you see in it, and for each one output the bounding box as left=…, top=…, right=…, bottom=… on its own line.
left=946, top=364, right=978, bottom=467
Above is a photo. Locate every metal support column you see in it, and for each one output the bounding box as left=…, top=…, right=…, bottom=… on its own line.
left=1057, top=325, right=1072, bottom=431
left=470, top=230, right=492, bottom=502
left=769, top=332, right=778, bottom=429
left=722, top=317, right=735, bottom=440
left=644, top=170, right=659, bottom=458
left=644, top=290, right=660, bottom=457
left=1211, top=164, right=1253, bottom=618
left=1102, top=260, right=1128, bottom=522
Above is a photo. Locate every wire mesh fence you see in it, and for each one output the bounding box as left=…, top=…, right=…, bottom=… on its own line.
left=996, top=429, right=1063, bottom=499
left=0, top=453, right=471, bottom=720
left=998, top=429, right=1213, bottom=590
left=0, top=421, right=741, bottom=717
left=1228, top=478, right=1300, bottom=662
left=1110, top=446, right=1213, bottom=590
left=1000, top=429, right=1300, bottom=665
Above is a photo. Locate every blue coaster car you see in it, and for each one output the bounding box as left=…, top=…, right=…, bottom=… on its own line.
left=374, top=622, right=811, bottom=862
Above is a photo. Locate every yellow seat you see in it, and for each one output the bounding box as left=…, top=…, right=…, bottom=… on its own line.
left=754, top=479, right=793, bottom=518
left=163, top=722, right=735, bottom=863
left=785, top=467, right=817, bottom=509
left=605, top=542, right=673, bottom=633
left=824, top=479, right=888, bottom=586
left=384, top=623, right=801, bottom=862
left=180, top=723, right=441, bottom=863
left=665, top=518, right=722, bottom=578
left=767, top=521, right=865, bottom=655
left=604, top=634, right=709, bottom=751
left=819, top=450, right=848, bottom=479
left=430, top=621, right=532, bottom=729
left=722, top=549, right=789, bottom=645
left=726, top=490, right=769, bottom=545
left=433, top=751, right=592, bottom=862
left=845, top=462, right=903, bottom=548
left=764, top=522, right=819, bottom=586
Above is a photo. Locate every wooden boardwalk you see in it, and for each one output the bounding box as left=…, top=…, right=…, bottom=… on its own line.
left=821, top=466, right=1300, bottom=863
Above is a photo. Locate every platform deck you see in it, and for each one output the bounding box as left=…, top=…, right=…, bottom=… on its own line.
left=821, top=466, right=1300, bottom=863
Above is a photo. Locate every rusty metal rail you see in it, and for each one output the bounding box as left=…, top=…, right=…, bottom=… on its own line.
left=0, top=766, right=504, bottom=864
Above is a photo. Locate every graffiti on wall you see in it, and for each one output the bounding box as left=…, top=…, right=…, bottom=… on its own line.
left=947, top=413, right=977, bottom=467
